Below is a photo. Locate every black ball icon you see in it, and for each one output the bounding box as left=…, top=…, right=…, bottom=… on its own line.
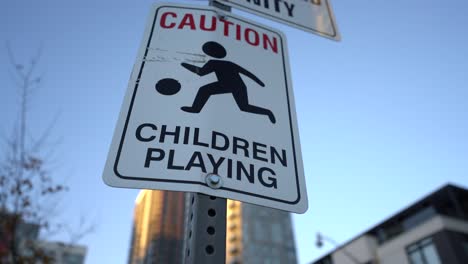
left=155, top=78, right=181, bottom=95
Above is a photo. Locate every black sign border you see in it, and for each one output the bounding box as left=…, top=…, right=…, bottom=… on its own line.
left=113, top=5, right=302, bottom=205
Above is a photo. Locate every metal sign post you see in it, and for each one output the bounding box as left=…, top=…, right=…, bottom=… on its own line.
left=184, top=193, right=227, bottom=264
left=182, top=4, right=229, bottom=264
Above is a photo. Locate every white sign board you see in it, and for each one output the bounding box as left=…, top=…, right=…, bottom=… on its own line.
left=217, top=0, right=340, bottom=40
left=103, top=3, right=308, bottom=213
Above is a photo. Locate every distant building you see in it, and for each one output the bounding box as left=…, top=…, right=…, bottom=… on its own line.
left=35, top=241, right=87, bottom=264
left=0, top=211, right=86, bottom=263
left=128, top=190, right=298, bottom=264
left=226, top=200, right=298, bottom=264
left=0, top=211, right=40, bottom=261
left=127, top=190, right=186, bottom=264
left=311, top=184, right=468, bottom=264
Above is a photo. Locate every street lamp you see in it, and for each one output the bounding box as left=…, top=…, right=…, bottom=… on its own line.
left=315, top=232, right=362, bottom=264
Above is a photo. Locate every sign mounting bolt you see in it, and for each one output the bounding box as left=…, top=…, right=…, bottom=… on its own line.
left=206, top=173, right=222, bottom=189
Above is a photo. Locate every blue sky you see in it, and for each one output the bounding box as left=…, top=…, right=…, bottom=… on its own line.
left=1, top=0, right=468, bottom=263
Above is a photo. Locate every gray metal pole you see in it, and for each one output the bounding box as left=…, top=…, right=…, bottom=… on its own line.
left=184, top=193, right=227, bottom=264
left=183, top=2, right=232, bottom=264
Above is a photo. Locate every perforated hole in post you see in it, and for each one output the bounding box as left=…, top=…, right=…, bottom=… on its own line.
left=208, top=209, right=216, bottom=217
left=205, top=245, right=214, bottom=255
left=207, top=226, right=215, bottom=235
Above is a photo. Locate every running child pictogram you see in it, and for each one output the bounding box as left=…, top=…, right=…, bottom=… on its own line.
left=180, top=41, right=276, bottom=124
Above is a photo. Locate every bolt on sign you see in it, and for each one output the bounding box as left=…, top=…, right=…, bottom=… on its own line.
left=217, top=0, right=340, bottom=40
left=103, top=3, right=308, bottom=213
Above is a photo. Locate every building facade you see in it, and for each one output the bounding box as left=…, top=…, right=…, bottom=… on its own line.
left=128, top=190, right=298, bottom=264
left=226, top=200, right=298, bottom=264
left=0, top=211, right=86, bottom=263
left=35, top=241, right=87, bottom=264
left=312, top=184, right=468, bottom=264
left=127, top=190, right=186, bottom=264
left=0, top=212, right=40, bottom=262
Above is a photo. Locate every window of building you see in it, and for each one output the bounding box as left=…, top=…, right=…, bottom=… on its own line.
left=287, top=250, right=297, bottom=263
left=462, top=239, right=468, bottom=257
left=271, top=223, right=282, bottom=243
left=62, top=252, right=85, bottom=264
left=229, top=259, right=241, bottom=264
left=406, top=237, right=441, bottom=264
left=375, top=206, right=437, bottom=245
left=402, top=206, right=436, bottom=230
left=314, top=255, right=333, bottom=264
left=229, top=246, right=239, bottom=255
left=254, top=220, right=267, bottom=241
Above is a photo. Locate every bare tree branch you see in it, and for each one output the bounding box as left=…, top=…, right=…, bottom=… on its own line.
left=1, top=45, right=93, bottom=263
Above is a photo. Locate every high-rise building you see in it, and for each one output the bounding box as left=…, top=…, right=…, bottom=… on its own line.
left=128, top=190, right=298, bottom=264
left=311, top=184, right=468, bottom=264
left=226, top=200, right=298, bottom=264
left=127, top=190, right=186, bottom=264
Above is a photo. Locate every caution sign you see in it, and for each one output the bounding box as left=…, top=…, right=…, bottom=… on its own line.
left=103, top=3, right=307, bottom=213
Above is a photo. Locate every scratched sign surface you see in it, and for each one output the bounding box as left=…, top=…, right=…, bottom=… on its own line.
left=103, top=3, right=308, bottom=213
left=218, top=0, right=340, bottom=40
